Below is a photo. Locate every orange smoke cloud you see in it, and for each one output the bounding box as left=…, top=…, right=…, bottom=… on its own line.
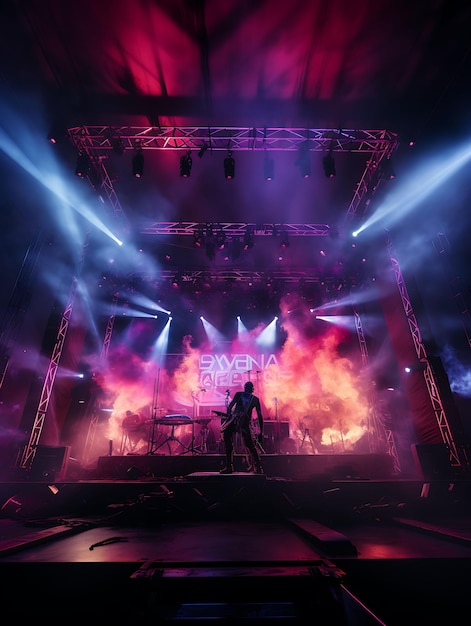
left=261, top=295, right=371, bottom=451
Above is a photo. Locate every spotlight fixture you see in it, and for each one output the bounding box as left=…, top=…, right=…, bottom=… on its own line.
left=224, top=151, right=235, bottom=180
left=322, top=153, right=336, bottom=178
left=205, top=224, right=215, bottom=260
left=263, top=152, right=274, bottom=181
left=216, top=231, right=226, bottom=250
left=198, top=143, right=209, bottom=158
left=243, top=227, right=254, bottom=250
left=132, top=148, right=144, bottom=178
left=295, top=144, right=311, bottom=178
left=230, top=237, right=242, bottom=261
left=75, top=151, right=90, bottom=178
left=171, top=273, right=181, bottom=289
left=48, top=122, right=66, bottom=145
left=193, top=228, right=204, bottom=247
left=202, top=272, right=212, bottom=290
left=380, top=157, right=395, bottom=180
left=322, top=136, right=336, bottom=178
left=180, top=150, right=192, bottom=177
left=105, top=128, right=125, bottom=155
left=280, top=232, right=289, bottom=249
left=48, top=132, right=58, bottom=145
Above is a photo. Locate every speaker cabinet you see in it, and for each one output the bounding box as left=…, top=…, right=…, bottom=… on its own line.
left=411, top=443, right=453, bottom=480
left=263, top=421, right=290, bottom=453
left=30, top=445, right=70, bottom=481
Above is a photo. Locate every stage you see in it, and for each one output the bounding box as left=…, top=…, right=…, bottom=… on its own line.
left=1, top=447, right=471, bottom=624
left=1, top=439, right=469, bottom=625
left=1, top=470, right=471, bottom=624
left=91, top=451, right=396, bottom=482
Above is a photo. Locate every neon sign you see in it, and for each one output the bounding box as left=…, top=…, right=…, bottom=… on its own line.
left=199, top=353, right=280, bottom=390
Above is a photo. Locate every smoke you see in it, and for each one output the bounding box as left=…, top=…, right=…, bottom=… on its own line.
left=263, top=295, right=371, bottom=450
left=85, top=293, right=375, bottom=455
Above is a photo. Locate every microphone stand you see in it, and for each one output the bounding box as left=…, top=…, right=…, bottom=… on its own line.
left=148, top=372, right=160, bottom=455
left=273, top=397, right=279, bottom=452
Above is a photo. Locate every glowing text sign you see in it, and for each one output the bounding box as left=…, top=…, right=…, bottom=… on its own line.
left=199, top=353, right=279, bottom=388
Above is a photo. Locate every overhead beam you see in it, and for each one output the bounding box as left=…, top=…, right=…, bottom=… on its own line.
left=139, top=222, right=332, bottom=236
left=67, top=126, right=399, bottom=153
left=130, top=268, right=351, bottom=285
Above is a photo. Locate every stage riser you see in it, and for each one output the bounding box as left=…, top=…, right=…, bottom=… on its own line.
left=95, top=453, right=394, bottom=481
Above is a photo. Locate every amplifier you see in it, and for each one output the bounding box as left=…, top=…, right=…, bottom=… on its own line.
left=264, top=421, right=289, bottom=439
left=30, top=445, right=71, bottom=481
left=262, top=421, right=290, bottom=453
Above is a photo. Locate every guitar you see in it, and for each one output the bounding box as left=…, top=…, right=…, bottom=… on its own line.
left=212, top=410, right=265, bottom=452
left=213, top=409, right=251, bottom=432
left=212, top=410, right=237, bottom=431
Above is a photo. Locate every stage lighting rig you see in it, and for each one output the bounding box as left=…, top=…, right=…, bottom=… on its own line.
left=205, top=224, right=215, bottom=260
left=322, top=152, right=336, bottom=178
left=224, top=151, right=235, bottom=179
left=105, top=128, right=125, bottom=156
left=322, top=135, right=337, bottom=178
left=216, top=231, right=226, bottom=250
left=243, top=226, right=254, bottom=250
left=132, top=148, right=144, bottom=178
left=280, top=232, right=289, bottom=249
left=198, top=143, right=209, bottom=158
left=193, top=228, right=204, bottom=247
left=380, top=157, right=395, bottom=180
left=263, top=151, right=274, bottom=180
left=180, top=150, right=192, bottom=177
left=295, top=142, right=311, bottom=178
left=75, top=152, right=91, bottom=178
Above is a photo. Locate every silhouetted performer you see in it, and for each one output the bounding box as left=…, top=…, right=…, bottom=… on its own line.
left=220, top=381, right=264, bottom=474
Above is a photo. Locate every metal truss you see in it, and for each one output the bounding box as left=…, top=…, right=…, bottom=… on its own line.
left=66, top=126, right=399, bottom=224
left=67, top=126, right=399, bottom=154
left=388, top=251, right=465, bottom=469
left=135, top=268, right=350, bottom=285
left=20, top=278, right=79, bottom=470
left=353, top=306, right=401, bottom=471
left=140, top=222, right=331, bottom=236
left=100, top=294, right=119, bottom=360
left=83, top=294, right=119, bottom=464
left=345, top=149, right=393, bottom=220
left=20, top=234, right=89, bottom=472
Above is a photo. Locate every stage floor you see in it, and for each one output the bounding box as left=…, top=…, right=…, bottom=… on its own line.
left=1, top=466, right=471, bottom=624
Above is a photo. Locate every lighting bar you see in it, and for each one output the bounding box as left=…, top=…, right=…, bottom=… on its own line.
left=140, top=222, right=331, bottom=236
left=131, top=269, right=350, bottom=284
left=67, top=126, right=399, bottom=154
